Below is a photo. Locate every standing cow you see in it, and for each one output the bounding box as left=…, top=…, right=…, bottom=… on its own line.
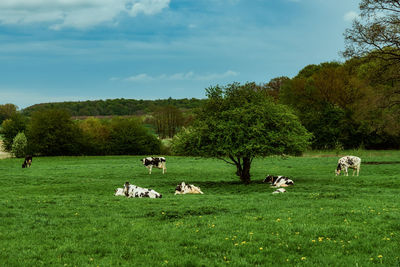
left=335, top=156, right=361, bottom=176
left=141, top=157, right=166, bottom=174
left=22, top=156, right=32, bottom=168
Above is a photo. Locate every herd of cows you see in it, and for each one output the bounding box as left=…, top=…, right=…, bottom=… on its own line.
left=18, top=154, right=361, bottom=197
left=112, top=155, right=362, bottom=198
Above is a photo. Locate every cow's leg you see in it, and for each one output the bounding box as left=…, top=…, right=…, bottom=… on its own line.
left=162, top=163, right=166, bottom=174
left=345, top=167, right=349, bottom=176
left=148, top=165, right=152, bottom=174
left=357, top=166, right=360, bottom=176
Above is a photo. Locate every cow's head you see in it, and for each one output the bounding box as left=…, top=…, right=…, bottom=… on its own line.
left=335, top=164, right=342, bottom=176
left=175, top=182, right=186, bottom=194
left=263, top=175, right=275, bottom=183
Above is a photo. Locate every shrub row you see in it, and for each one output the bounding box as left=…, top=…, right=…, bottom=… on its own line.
left=1, top=109, right=161, bottom=157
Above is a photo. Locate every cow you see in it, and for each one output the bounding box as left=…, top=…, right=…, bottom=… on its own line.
left=335, top=156, right=361, bottom=176
left=22, top=156, right=32, bottom=168
left=174, top=182, right=204, bottom=195
left=123, top=182, right=162, bottom=198
left=272, top=188, right=287, bottom=194
left=263, top=175, right=294, bottom=187
left=114, top=188, right=125, bottom=196
left=141, top=157, right=166, bottom=174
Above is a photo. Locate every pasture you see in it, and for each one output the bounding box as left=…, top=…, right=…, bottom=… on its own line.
left=0, top=151, right=399, bottom=266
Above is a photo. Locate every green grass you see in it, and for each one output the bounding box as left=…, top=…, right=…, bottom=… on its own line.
left=0, top=151, right=399, bottom=266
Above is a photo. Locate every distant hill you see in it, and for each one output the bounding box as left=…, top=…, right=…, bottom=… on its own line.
left=22, top=98, right=206, bottom=116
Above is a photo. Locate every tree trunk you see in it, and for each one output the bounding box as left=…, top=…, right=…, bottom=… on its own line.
left=235, top=157, right=251, bottom=184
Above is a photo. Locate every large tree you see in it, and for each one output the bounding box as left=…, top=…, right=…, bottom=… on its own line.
left=172, top=82, right=311, bottom=184
left=344, top=0, right=400, bottom=108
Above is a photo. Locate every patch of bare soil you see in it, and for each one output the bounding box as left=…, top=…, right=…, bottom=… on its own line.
left=0, top=140, right=12, bottom=159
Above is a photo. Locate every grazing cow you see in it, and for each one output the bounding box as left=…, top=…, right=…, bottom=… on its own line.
left=335, top=156, right=361, bottom=176
left=141, top=157, right=166, bottom=174
left=114, top=188, right=125, bottom=196
left=174, top=182, right=204, bottom=195
left=123, top=182, right=162, bottom=198
left=263, top=175, right=294, bottom=187
left=272, top=188, right=287, bottom=194
left=22, top=156, right=32, bottom=168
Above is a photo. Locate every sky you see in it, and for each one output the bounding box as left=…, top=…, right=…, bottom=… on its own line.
left=0, top=0, right=360, bottom=109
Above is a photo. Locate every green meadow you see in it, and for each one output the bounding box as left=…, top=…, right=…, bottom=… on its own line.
left=0, top=151, right=399, bottom=266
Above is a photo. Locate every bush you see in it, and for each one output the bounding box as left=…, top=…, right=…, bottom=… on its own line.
left=109, top=117, right=161, bottom=155
left=11, top=132, right=27, bottom=158
left=0, top=113, right=27, bottom=152
left=26, top=109, right=82, bottom=156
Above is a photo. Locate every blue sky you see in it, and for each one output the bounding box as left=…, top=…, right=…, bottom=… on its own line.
left=0, top=0, right=359, bottom=109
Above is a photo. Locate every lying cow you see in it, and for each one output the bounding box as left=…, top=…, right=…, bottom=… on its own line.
left=272, top=188, right=286, bottom=194
left=22, top=156, right=32, bottom=168
left=123, top=181, right=162, bottom=198
left=141, top=157, right=166, bottom=174
left=174, top=182, right=204, bottom=195
left=263, top=175, right=294, bottom=187
left=114, top=188, right=125, bottom=196
left=335, top=156, right=361, bottom=176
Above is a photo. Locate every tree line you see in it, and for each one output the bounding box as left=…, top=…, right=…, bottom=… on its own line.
left=1, top=109, right=161, bottom=156
left=21, top=98, right=205, bottom=117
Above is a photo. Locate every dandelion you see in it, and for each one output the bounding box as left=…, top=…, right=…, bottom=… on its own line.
left=276, top=218, right=281, bottom=222
left=164, top=260, right=168, bottom=264
left=196, top=229, right=199, bottom=233
left=312, top=240, right=316, bottom=243
left=90, top=258, right=93, bottom=261
left=301, top=257, right=306, bottom=260
left=249, top=232, right=253, bottom=235
left=225, top=238, right=229, bottom=240
left=162, top=212, right=165, bottom=215
left=378, top=255, right=383, bottom=258
left=241, top=241, right=246, bottom=245
left=211, top=224, right=215, bottom=228
left=295, top=232, right=299, bottom=235
left=259, top=247, right=263, bottom=250
left=370, top=258, right=374, bottom=261
left=234, top=243, right=239, bottom=246
left=318, top=237, right=323, bottom=242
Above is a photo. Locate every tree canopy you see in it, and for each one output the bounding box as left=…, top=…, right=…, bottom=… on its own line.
left=172, top=82, right=311, bottom=183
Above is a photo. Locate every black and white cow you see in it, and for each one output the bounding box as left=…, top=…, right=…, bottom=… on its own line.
left=22, top=156, right=32, bottom=168
left=335, top=156, right=361, bottom=176
left=263, top=175, right=294, bottom=187
left=174, top=182, right=204, bottom=195
left=123, top=182, right=162, bottom=198
left=141, top=157, right=166, bottom=174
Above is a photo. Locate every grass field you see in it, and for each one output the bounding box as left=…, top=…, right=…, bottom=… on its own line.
left=0, top=151, right=399, bottom=266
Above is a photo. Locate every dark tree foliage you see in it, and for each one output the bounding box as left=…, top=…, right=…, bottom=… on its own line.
left=0, top=104, right=18, bottom=124
left=22, top=98, right=206, bottom=117
left=0, top=113, right=27, bottom=152
left=279, top=60, right=400, bottom=149
left=108, top=117, right=161, bottom=155
left=172, top=82, right=311, bottom=183
left=344, top=0, right=400, bottom=110
left=26, top=109, right=82, bottom=156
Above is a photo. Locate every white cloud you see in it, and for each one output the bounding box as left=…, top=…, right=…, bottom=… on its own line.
left=0, top=0, right=170, bottom=30
left=344, top=11, right=358, bottom=22
left=118, top=70, right=239, bottom=82
left=125, top=73, right=154, bottom=81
